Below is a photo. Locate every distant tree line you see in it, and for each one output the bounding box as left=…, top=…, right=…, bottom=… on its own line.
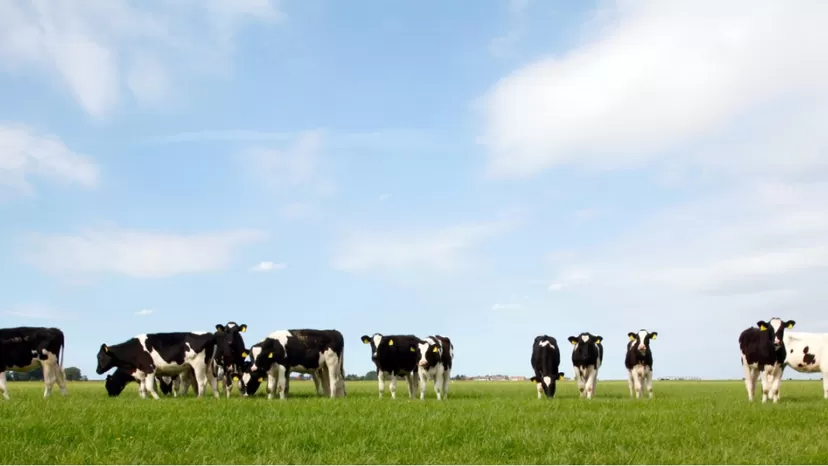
left=6, top=367, right=86, bottom=382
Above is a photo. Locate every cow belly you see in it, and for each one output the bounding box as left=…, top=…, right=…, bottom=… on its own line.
left=154, top=364, right=192, bottom=375
left=784, top=341, right=825, bottom=374
left=9, top=361, right=40, bottom=372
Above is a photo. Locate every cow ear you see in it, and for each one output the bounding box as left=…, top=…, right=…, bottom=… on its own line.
left=567, top=336, right=577, bottom=345
left=785, top=320, right=796, bottom=329
left=388, top=339, right=394, bottom=346
left=215, top=324, right=225, bottom=332
left=240, top=324, right=247, bottom=333
left=361, top=336, right=370, bottom=344
left=757, top=321, right=769, bottom=331
left=628, top=332, right=636, bottom=341
left=101, top=344, right=109, bottom=353
left=257, top=377, right=263, bottom=383
left=530, top=376, right=538, bottom=383
left=241, top=351, right=249, bottom=358
left=650, top=332, right=658, bottom=340
left=594, top=337, right=603, bottom=345
left=558, top=373, right=565, bottom=380
left=432, top=346, right=439, bottom=353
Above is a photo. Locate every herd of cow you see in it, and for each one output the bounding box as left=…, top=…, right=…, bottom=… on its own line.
left=1, top=317, right=827, bottom=403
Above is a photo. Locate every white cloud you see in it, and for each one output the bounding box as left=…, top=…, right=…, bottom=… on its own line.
left=0, top=123, right=99, bottom=195
left=20, top=226, right=266, bottom=278
left=0, top=0, right=282, bottom=117
left=331, top=214, right=522, bottom=273
left=480, top=0, right=828, bottom=179
left=250, top=261, right=286, bottom=272
left=135, top=308, right=153, bottom=316
left=492, top=303, right=522, bottom=311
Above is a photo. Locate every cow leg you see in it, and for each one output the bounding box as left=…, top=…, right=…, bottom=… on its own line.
left=277, top=367, right=288, bottom=400
left=743, top=361, right=758, bottom=402
left=575, top=369, right=586, bottom=398
left=207, top=364, right=220, bottom=399
left=324, top=350, right=342, bottom=398
left=312, top=371, right=325, bottom=396
left=377, top=371, right=386, bottom=398
left=434, top=367, right=444, bottom=401
left=42, top=362, right=56, bottom=398
left=418, top=368, right=428, bottom=400
left=388, top=374, right=398, bottom=399
left=646, top=367, right=654, bottom=399
left=822, top=371, right=828, bottom=400
left=442, top=368, right=451, bottom=399
left=1, top=371, right=9, bottom=400
left=585, top=367, right=596, bottom=400
left=627, top=370, right=635, bottom=398
left=760, top=367, right=772, bottom=403
left=266, top=373, right=277, bottom=400
left=405, top=372, right=417, bottom=399
left=54, top=361, right=68, bottom=396
left=144, top=373, right=161, bottom=400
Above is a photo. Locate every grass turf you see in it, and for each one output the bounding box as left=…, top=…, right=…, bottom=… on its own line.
left=1, top=379, right=826, bottom=464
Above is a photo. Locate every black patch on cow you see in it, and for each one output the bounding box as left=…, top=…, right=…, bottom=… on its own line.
left=361, top=333, right=420, bottom=376
left=567, top=332, right=603, bottom=369
left=803, top=346, right=817, bottom=366
left=530, top=335, right=562, bottom=398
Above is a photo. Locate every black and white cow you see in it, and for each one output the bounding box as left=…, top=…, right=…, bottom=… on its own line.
left=0, top=326, right=68, bottom=399
left=415, top=335, right=453, bottom=400
left=213, top=322, right=249, bottom=398
left=738, top=318, right=795, bottom=403
left=782, top=329, right=828, bottom=400
left=1, top=338, right=38, bottom=400
left=361, top=333, right=421, bottom=399
left=568, top=332, right=603, bottom=399
left=105, top=366, right=196, bottom=397
left=625, top=329, right=657, bottom=399
left=530, top=335, right=564, bottom=400
left=96, top=332, right=219, bottom=399
left=247, top=329, right=346, bottom=400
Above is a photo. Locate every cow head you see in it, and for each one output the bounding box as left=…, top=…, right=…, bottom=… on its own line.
left=158, top=377, right=174, bottom=396
left=417, top=338, right=441, bottom=368
left=627, top=330, right=657, bottom=354
left=757, top=318, right=795, bottom=347
left=567, top=333, right=602, bottom=360
left=215, top=322, right=249, bottom=368
left=249, top=339, right=284, bottom=374
left=361, top=333, right=384, bottom=360
left=530, top=372, right=565, bottom=398
left=96, top=343, right=117, bottom=375
left=241, top=370, right=265, bottom=397
left=104, top=369, right=133, bottom=397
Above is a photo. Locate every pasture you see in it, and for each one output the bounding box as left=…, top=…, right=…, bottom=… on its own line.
left=1, top=379, right=826, bottom=464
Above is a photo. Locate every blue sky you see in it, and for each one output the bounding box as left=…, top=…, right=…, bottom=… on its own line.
left=2, top=0, right=828, bottom=381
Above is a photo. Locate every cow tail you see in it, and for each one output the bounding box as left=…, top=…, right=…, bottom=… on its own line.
left=58, top=330, right=65, bottom=369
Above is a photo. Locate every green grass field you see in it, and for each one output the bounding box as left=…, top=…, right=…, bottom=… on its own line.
left=1, top=379, right=826, bottom=464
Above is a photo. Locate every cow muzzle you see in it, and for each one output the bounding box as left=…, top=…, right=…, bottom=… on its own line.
left=250, top=364, right=258, bottom=372
left=418, top=361, right=428, bottom=367
left=638, top=345, right=647, bottom=352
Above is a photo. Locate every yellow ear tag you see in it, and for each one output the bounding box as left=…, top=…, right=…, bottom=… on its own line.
left=232, top=376, right=239, bottom=381
left=432, top=347, right=439, bottom=353
left=409, top=347, right=415, bottom=352
left=362, top=338, right=370, bottom=344
left=258, top=377, right=263, bottom=383
left=571, top=341, right=577, bottom=346
left=388, top=339, right=394, bottom=346
left=629, top=335, right=635, bottom=341
left=104, top=346, right=109, bottom=353
left=595, top=339, right=602, bottom=345
left=558, top=375, right=565, bottom=381
left=787, top=323, right=794, bottom=329
left=242, top=352, right=248, bottom=358
left=651, top=335, right=657, bottom=340
left=241, top=327, right=247, bottom=333
left=759, top=325, right=767, bottom=331
left=268, top=352, right=273, bottom=358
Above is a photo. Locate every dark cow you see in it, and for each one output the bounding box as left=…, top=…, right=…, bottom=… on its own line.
left=625, top=329, right=658, bottom=399
left=415, top=335, right=454, bottom=400
left=96, top=332, right=219, bottom=399
left=1, top=338, right=38, bottom=400
left=361, top=333, right=421, bottom=399
left=247, top=329, right=345, bottom=400
left=739, top=317, right=795, bottom=403
left=568, top=332, right=604, bottom=399
left=530, top=335, right=564, bottom=400
left=213, top=322, right=249, bottom=398
left=0, top=326, right=67, bottom=399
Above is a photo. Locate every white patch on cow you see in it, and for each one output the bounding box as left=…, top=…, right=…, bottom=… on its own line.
left=372, top=334, right=382, bottom=348
left=0, top=371, right=9, bottom=400
left=637, top=330, right=649, bottom=352
left=580, top=334, right=589, bottom=343
left=542, top=376, right=551, bottom=387
left=267, top=330, right=292, bottom=349
left=539, top=340, right=555, bottom=349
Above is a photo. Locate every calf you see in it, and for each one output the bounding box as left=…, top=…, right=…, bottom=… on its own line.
left=567, top=332, right=603, bottom=399
left=782, top=330, right=828, bottom=400
left=0, top=326, right=68, bottom=398
left=248, top=329, right=346, bottom=400
left=530, top=335, right=564, bottom=399
left=415, top=335, right=454, bottom=400
left=739, top=317, right=795, bottom=403
left=96, top=332, right=219, bottom=399
left=213, top=322, right=249, bottom=398
left=1, top=338, right=39, bottom=400
left=625, top=329, right=658, bottom=399
left=361, top=333, right=420, bottom=399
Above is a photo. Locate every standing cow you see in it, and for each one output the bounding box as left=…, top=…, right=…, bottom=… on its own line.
left=248, top=329, right=346, bottom=399
left=0, top=326, right=68, bottom=399
left=530, top=335, right=564, bottom=399
left=568, top=332, right=603, bottom=399
left=415, top=335, right=453, bottom=400
left=213, top=322, right=249, bottom=398
left=96, top=332, right=219, bottom=399
left=625, top=329, right=657, bottom=399
left=781, top=329, right=828, bottom=400
left=361, top=333, right=421, bottom=399
left=739, top=318, right=795, bottom=403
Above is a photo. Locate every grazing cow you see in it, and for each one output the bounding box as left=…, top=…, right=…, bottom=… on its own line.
left=0, top=326, right=68, bottom=398
left=96, top=332, right=219, bottom=399
left=248, top=329, right=346, bottom=400
left=106, top=366, right=196, bottom=397
left=568, top=332, right=603, bottom=399
left=361, top=333, right=421, bottom=399
left=739, top=318, right=795, bottom=403
left=625, top=329, right=658, bottom=399
left=415, top=335, right=454, bottom=400
left=1, top=338, right=39, bottom=400
left=530, top=335, right=565, bottom=400
left=782, top=330, right=828, bottom=400
left=213, top=322, right=249, bottom=398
